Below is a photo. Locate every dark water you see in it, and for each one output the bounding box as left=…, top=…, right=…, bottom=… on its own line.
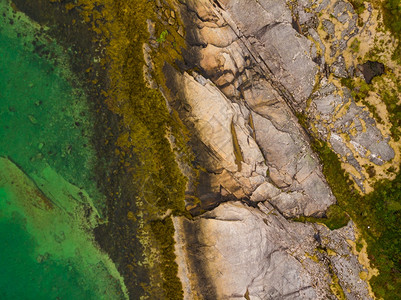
left=0, top=0, right=127, bottom=298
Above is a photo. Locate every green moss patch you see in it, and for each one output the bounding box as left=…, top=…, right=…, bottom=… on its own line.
left=295, top=133, right=401, bottom=299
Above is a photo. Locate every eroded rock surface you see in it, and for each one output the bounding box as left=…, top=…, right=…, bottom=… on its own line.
left=165, top=0, right=337, bottom=218
left=149, top=0, right=388, bottom=299
left=300, top=0, right=395, bottom=191
left=174, top=202, right=372, bottom=300
left=166, top=66, right=334, bottom=217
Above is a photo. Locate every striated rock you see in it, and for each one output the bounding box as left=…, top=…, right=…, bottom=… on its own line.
left=166, top=66, right=269, bottom=205
left=170, top=0, right=336, bottom=217
left=174, top=202, right=373, bottom=300
left=152, top=0, right=387, bottom=298
left=170, top=70, right=238, bottom=173
left=252, top=22, right=318, bottom=105
left=251, top=112, right=334, bottom=216
left=216, top=0, right=318, bottom=106
left=166, top=63, right=335, bottom=217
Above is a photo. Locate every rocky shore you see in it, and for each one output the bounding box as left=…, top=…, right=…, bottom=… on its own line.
left=149, top=0, right=399, bottom=298
left=9, top=0, right=401, bottom=298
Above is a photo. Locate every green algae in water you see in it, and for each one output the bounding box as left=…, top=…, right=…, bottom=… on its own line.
left=0, top=158, right=127, bottom=299
left=0, top=1, right=102, bottom=207
left=0, top=218, right=101, bottom=300
left=0, top=1, right=127, bottom=298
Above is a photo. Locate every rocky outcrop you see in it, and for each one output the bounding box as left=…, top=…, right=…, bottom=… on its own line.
left=150, top=0, right=388, bottom=299
left=165, top=0, right=337, bottom=218
left=297, top=0, right=395, bottom=191
left=179, top=0, right=395, bottom=192
left=166, top=66, right=334, bottom=217
left=174, top=202, right=372, bottom=300
left=309, top=81, right=394, bottom=190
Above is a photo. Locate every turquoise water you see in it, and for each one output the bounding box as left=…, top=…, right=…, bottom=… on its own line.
left=0, top=1, right=99, bottom=203
left=0, top=1, right=127, bottom=298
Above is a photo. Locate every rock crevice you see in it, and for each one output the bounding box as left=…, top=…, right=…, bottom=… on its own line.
left=152, top=0, right=385, bottom=298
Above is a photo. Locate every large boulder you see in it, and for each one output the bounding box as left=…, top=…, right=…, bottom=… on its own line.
left=174, top=202, right=373, bottom=300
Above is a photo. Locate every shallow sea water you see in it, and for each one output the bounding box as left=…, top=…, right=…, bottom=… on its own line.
left=0, top=0, right=127, bottom=298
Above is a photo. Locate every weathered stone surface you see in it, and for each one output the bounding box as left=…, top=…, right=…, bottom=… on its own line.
left=217, top=0, right=291, bottom=36
left=166, top=67, right=271, bottom=205
left=322, top=19, right=335, bottom=38
left=317, top=223, right=374, bottom=300
left=254, top=23, right=318, bottom=104
left=174, top=202, right=373, bottom=300
left=331, top=55, right=348, bottom=78
left=155, top=0, right=385, bottom=298
left=192, top=0, right=318, bottom=107
left=251, top=111, right=334, bottom=216
left=172, top=71, right=238, bottom=173
left=167, top=49, right=334, bottom=217
left=332, top=1, right=354, bottom=24
left=310, top=83, right=395, bottom=179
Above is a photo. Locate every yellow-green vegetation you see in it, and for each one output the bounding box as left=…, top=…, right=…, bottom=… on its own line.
left=340, top=77, right=372, bottom=103
left=302, top=137, right=401, bottom=299
left=382, top=0, right=401, bottom=61
left=302, top=2, right=401, bottom=296
left=381, top=85, right=401, bottom=141
left=150, top=218, right=183, bottom=300
left=348, top=0, right=367, bottom=15
left=339, top=77, right=383, bottom=124
left=295, top=203, right=349, bottom=230
left=341, top=72, right=401, bottom=141
left=315, top=245, right=346, bottom=299
left=156, top=30, right=168, bottom=43
left=347, top=0, right=401, bottom=62
left=305, top=252, right=320, bottom=263
left=350, top=38, right=361, bottom=53
left=329, top=270, right=346, bottom=300
left=58, top=0, right=190, bottom=298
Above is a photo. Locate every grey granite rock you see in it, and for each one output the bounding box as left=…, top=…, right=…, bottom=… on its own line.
left=251, top=112, right=334, bottom=216
left=174, top=202, right=373, bottom=300
left=168, top=0, right=336, bottom=217
left=254, top=23, right=318, bottom=105
left=322, top=19, right=335, bottom=38
left=310, top=82, right=394, bottom=177
left=332, top=1, right=353, bottom=24
left=154, top=1, right=382, bottom=298
left=217, top=0, right=291, bottom=36
left=331, top=55, right=348, bottom=78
